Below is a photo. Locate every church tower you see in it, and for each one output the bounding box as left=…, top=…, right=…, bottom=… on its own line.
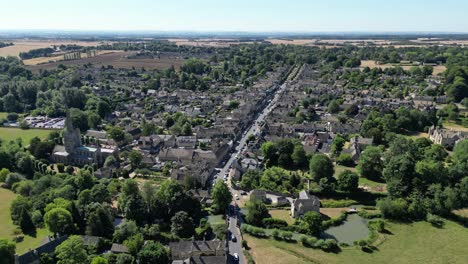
left=63, top=111, right=82, bottom=153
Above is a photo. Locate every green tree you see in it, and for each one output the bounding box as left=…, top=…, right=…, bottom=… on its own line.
left=124, top=233, right=144, bottom=256
left=171, top=211, right=194, bottom=238
left=383, top=154, right=415, bottom=198
left=291, top=145, right=307, bottom=169
left=55, top=236, right=87, bottom=264
left=245, top=198, right=269, bottom=226
left=357, top=146, right=383, bottom=181
left=240, top=170, right=261, bottom=189
left=309, top=154, right=334, bottom=182
left=337, top=170, right=359, bottom=192
left=302, top=211, right=322, bottom=235
left=137, top=241, right=169, bottom=264
left=0, top=239, right=15, bottom=264
left=86, top=205, right=114, bottom=238
left=328, top=100, right=340, bottom=114
left=211, top=181, right=232, bottom=214
left=10, top=196, right=32, bottom=225
left=128, top=151, right=143, bottom=169
left=91, top=256, right=108, bottom=264
left=97, top=100, right=111, bottom=118
left=19, top=208, right=35, bottom=234
left=261, top=141, right=278, bottom=167
left=44, top=208, right=73, bottom=235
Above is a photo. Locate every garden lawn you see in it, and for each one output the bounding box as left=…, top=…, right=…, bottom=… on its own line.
left=0, top=127, right=52, bottom=143
left=269, top=209, right=294, bottom=225
left=0, top=188, right=51, bottom=255
left=244, top=220, right=468, bottom=264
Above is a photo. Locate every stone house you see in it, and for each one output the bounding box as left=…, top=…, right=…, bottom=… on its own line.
left=291, top=190, right=320, bottom=218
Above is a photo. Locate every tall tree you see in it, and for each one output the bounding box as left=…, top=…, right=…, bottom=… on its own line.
left=55, top=236, right=87, bottom=264
left=211, top=181, right=232, bottom=214
left=170, top=211, right=195, bottom=238
left=309, top=154, right=334, bottom=182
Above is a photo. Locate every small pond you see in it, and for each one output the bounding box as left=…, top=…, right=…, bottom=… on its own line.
left=321, top=214, right=369, bottom=244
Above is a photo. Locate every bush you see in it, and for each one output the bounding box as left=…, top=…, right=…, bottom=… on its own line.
left=272, top=229, right=281, bottom=240
left=377, top=197, right=408, bottom=220
left=5, top=173, right=25, bottom=188
left=426, top=213, right=444, bottom=228
left=322, top=212, right=347, bottom=229
left=336, top=153, right=354, bottom=166
left=57, top=163, right=65, bottom=173
left=242, top=240, right=248, bottom=249
left=369, top=219, right=385, bottom=232
left=322, top=239, right=338, bottom=251
left=262, top=218, right=288, bottom=229
left=280, top=231, right=294, bottom=241
left=358, top=210, right=382, bottom=219
left=321, top=199, right=357, bottom=208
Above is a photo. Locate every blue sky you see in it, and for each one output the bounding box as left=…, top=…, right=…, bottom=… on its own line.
left=0, top=0, right=467, bottom=32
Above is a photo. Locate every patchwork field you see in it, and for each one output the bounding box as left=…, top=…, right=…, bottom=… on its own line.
left=0, top=40, right=108, bottom=58
left=0, top=127, right=52, bottom=143
left=360, top=60, right=446, bottom=76
left=22, top=50, right=117, bottom=66
left=166, top=38, right=256, bottom=47
left=244, top=220, right=468, bottom=264
left=25, top=51, right=186, bottom=72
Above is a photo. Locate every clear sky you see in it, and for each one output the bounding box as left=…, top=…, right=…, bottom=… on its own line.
left=0, top=0, right=467, bottom=32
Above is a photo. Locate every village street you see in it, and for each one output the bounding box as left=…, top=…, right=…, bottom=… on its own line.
left=212, top=81, right=289, bottom=263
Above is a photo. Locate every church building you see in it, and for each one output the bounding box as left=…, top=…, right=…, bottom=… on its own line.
left=51, top=114, right=118, bottom=166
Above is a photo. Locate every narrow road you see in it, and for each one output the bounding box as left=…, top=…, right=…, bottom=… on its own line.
left=213, top=82, right=289, bottom=264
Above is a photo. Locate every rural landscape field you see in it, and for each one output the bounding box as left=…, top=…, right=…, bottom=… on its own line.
left=0, top=1, right=467, bottom=264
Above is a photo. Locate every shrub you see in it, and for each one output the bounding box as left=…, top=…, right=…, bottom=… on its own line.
left=426, top=213, right=444, bottom=228
left=272, top=229, right=281, bottom=240
left=322, top=212, right=347, bottom=229
left=322, top=239, right=338, bottom=251
left=336, top=153, right=354, bottom=166
left=242, top=240, right=248, bottom=249
left=280, top=231, right=294, bottom=241
left=299, top=235, right=308, bottom=244
left=262, top=218, right=288, bottom=229
left=358, top=210, right=382, bottom=219
left=369, top=219, right=385, bottom=232
left=321, top=199, right=357, bottom=208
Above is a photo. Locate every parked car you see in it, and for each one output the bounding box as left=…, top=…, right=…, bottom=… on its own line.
left=231, top=234, right=237, bottom=242
left=233, top=253, right=239, bottom=261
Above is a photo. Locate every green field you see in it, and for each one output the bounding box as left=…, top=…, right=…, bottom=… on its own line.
left=244, top=220, right=468, bottom=264
left=0, top=188, right=51, bottom=254
left=0, top=127, right=53, bottom=144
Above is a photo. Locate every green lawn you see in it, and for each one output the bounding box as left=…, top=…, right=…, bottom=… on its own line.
left=269, top=209, right=294, bottom=225
left=244, top=220, right=468, bottom=264
left=0, top=127, right=53, bottom=144
left=0, top=188, right=51, bottom=255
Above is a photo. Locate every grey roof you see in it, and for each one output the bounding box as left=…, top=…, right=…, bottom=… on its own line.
left=111, top=243, right=129, bottom=253
left=16, top=235, right=68, bottom=264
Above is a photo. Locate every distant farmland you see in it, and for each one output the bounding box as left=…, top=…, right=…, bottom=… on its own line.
left=360, top=60, right=446, bottom=76
left=25, top=51, right=187, bottom=72
left=0, top=40, right=108, bottom=58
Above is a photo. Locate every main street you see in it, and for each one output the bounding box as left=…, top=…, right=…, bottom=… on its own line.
left=213, top=81, right=288, bottom=263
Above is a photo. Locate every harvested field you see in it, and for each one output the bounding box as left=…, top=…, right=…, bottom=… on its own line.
left=360, top=60, right=446, bottom=76
left=266, top=39, right=317, bottom=45
left=167, top=38, right=255, bottom=47
left=22, top=50, right=117, bottom=65
left=25, top=51, right=186, bottom=72
left=0, top=40, right=108, bottom=58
